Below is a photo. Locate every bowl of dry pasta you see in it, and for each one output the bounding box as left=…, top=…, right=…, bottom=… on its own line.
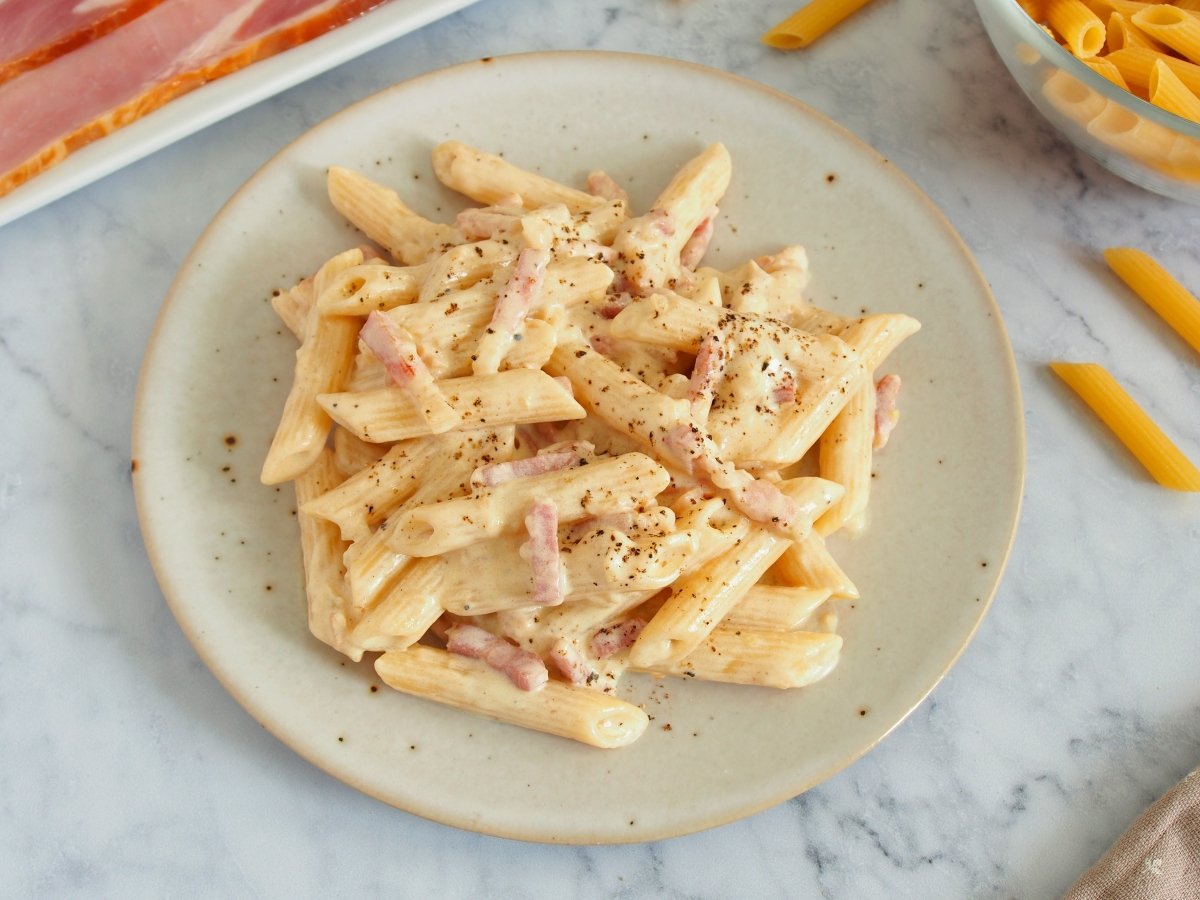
left=974, top=0, right=1200, bottom=201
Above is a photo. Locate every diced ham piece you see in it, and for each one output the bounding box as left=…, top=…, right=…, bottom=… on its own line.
left=491, top=247, right=550, bottom=334
left=599, top=292, right=632, bottom=320
left=470, top=441, right=594, bottom=488
left=446, top=624, right=548, bottom=692
left=733, top=477, right=800, bottom=529
left=772, top=371, right=797, bottom=406
left=687, top=331, right=726, bottom=421
left=0, top=0, right=386, bottom=197
left=549, top=638, right=593, bottom=686
left=524, top=498, right=564, bottom=607
left=585, top=170, right=629, bottom=204
left=359, top=310, right=459, bottom=433
left=679, top=206, right=718, bottom=270
left=0, top=0, right=169, bottom=85
left=591, top=619, right=646, bottom=659
left=874, top=373, right=902, bottom=450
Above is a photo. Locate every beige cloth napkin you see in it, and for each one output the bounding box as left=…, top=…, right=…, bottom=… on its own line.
left=1065, top=766, right=1200, bottom=900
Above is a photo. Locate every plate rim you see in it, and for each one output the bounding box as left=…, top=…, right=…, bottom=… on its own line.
left=131, top=49, right=1027, bottom=844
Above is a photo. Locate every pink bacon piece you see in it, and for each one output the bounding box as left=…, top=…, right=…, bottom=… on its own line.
left=446, top=624, right=548, bottom=692
left=873, top=374, right=902, bottom=450
left=525, top=498, right=564, bottom=607
left=491, top=247, right=550, bottom=334
left=591, top=619, right=646, bottom=659
left=470, top=441, right=594, bottom=488
left=599, top=292, right=632, bottom=320
left=687, top=332, right=726, bottom=421
left=455, top=207, right=518, bottom=241
left=679, top=206, right=718, bottom=270
left=772, top=371, right=797, bottom=406
left=549, top=638, right=594, bottom=686
left=733, top=477, right=800, bottom=529
left=646, top=207, right=676, bottom=237
left=585, top=170, right=629, bottom=204
left=360, top=310, right=427, bottom=386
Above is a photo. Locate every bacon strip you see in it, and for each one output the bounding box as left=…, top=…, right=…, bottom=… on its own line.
left=873, top=373, right=902, bottom=450
left=585, top=170, right=629, bottom=204
left=446, top=624, right=548, bottom=692
left=359, top=311, right=459, bottom=433
left=472, top=247, right=551, bottom=374
left=455, top=206, right=520, bottom=241
left=679, top=206, right=718, bottom=269
left=470, top=442, right=594, bottom=488
left=687, top=331, right=726, bottom=422
left=549, top=638, right=593, bottom=686
left=733, top=477, right=800, bottom=528
left=591, top=619, right=646, bottom=659
left=525, top=498, right=564, bottom=607
left=0, top=0, right=388, bottom=197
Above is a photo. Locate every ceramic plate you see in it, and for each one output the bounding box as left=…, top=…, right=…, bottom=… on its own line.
left=0, top=0, right=481, bottom=229
left=132, top=51, right=1024, bottom=844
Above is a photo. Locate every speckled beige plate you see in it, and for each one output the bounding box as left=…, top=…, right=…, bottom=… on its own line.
left=132, top=51, right=1024, bottom=844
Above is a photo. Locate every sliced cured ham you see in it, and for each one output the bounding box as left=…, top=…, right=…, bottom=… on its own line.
left=0, top=0, right=386, bottom=197
left=0, top=0, right=168, bottom=86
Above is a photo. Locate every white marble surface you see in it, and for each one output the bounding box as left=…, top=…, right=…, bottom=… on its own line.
left=1, top=0, right=1198, bottom=896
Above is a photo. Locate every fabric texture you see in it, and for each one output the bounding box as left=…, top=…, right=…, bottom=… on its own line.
left=1065, top=766, right=1200, bottom=900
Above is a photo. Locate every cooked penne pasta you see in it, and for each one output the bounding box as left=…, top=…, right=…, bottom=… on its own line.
left=1104, top=246, right=1200, bottom=354
left=375, top=646, right=649, bottom=749
left=762, top=0, right=879, bottom=50
left=1051, top=362, right=1200, bottom=490
left=264, top=141, right=920, bottom=748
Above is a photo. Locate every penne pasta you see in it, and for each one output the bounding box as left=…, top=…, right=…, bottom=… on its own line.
left=1047, top=0, right=1107, bottom=58
left=1104, top=246, right=1200, bottom=354
left=1051, top=362, right=1200, bottom=490
left=1149, top=57, right=1200, bottom=118
left=375, top=646, right=649, bottom=749
left=1133, top=5, right=1200, bottom=64
left=762, top=0, right=879, bottom=50
left=263, top=141, right=920, bottom=748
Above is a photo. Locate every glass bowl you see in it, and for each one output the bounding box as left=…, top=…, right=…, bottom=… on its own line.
left=973, top=0, right=1200, bottom=203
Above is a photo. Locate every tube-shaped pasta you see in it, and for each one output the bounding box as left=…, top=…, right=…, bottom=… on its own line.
left=1150, top=58, right=1200, bottom=121
left=432, top=140, right=607, bottom=214
left=1047, top=0, right=1106, bottom=57
left=387, top=452, right=672, bottom=556
left=816, top=380, right=876, bottom=536
left=316, top=263, right=426, bottom=315
left=1084, top=56, right=1131, bottom=88
left=762, top=0, right=878, bottom=50
left=1133, top=5, right=1200, bottom=64
left=643, top=627, right=842, bottom=689
left=262, top=250, right=362, bottom=484
left=1104, top=247, right=1200, bottom=355
left=375, top=646, right=649, bottom=749
left=723, top=585, right=833, bottom=631
left=327, top=166, right=460, bottom=264
left=1106, top=46, right=1200, bottom=93
left=628, top=478, right=841, bottom=667
left=317, top=369, right=585, bottom=443
left=772, top=532, right=860, bottom=599
left=1051, top=362, right=1200, bottom=490
left=350, top=557, right=444, bottom=651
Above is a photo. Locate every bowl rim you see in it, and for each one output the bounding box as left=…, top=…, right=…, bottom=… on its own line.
left=984, top=0, right=1200, bottom=139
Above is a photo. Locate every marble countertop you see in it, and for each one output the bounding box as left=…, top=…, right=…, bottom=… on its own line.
left=2, top=0, right=1198, bottom=896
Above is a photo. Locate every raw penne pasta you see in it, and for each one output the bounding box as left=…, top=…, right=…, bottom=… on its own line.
left=1104, top=246, right=1200, bottom=354
left=762, top=0, right=878, bottom=50
left=1047, top=0, right=1107, bottom=58
left=1106, top=46, right=1200, bottom=94
left=1085, top=55, right=1132, bottom=87
left=1133, top=5, right=1200, bottom=64
left=265, top=142, right=920, bottom=748
left=375, top=646, right=649, bottom=748
left=1051, top=362, right=1200, bottom=490
left=1106, top=10, right=1167, bottom=52
left=1150, top=58, right=1200, bottom=118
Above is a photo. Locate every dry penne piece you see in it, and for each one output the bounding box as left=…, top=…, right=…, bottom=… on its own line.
left=1050, top=362, right=1200, bottom=490
left=1150, top=57, right=1200, bottom=117
left=1047, top=0, right=1106, bottom=58
left=375, top=646, right=649, bottom=749
left=1104, top=246, right=1200, bottom=354
left=1106, top=46, right=1200, bottom=94
left=1133, top=5, right=1200, bottom=64
left=762, top=0, right=879, bottom=50
left=264, top=141, right=920, bottom=748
